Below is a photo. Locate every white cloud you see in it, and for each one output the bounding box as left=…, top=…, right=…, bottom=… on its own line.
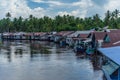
left=72, top=0, right=93, bottom=8
left=71, top=0, right=93, bottom=18
left=58, top=11, right=70, bottom=16
left=71, top=10, right=80, bottom=16
left=10, top=0, right=31, bottom=18
left=71, top=9, right=87, bottom=18
left=0, top=0, right=46, bottom=19
left=31, top=0, right=43, bottom=2
left=57, top=9, right=87, bottom=18
left=32, top=0, right=92, bottom=18
left=0, top=0, right=10, bottom=18
left=48, top=1, right=65, bottom=6
left=1, top=0, right=118, bottom=19
left=32, top=7, right=45, bottom=18
left=104, top=0, right=120, bottom=11
left=32, top=0, right=65, bottom=6
left=57, top=0, right=93, bottom=18
left=0, top=0, right=102, bottom=19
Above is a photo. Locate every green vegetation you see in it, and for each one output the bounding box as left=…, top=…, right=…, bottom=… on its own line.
left=0, top=9, right=120, bottom=32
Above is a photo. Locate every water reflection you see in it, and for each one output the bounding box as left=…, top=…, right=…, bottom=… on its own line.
left=0, top=41, right=53, bottom=62
left=0, top=41, right=103, bottom=80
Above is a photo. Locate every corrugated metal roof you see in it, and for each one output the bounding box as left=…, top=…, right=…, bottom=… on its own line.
left=67, top=31, right=91, bottom=37
left=56, top=31, right=74, bottom=37
left=98, top=46, right=120, bottom=65
left=103, top=32, right=120, bottom=47
left=78, top=34, right=89, bottom=38
left=90, top=31, right=107, bottom=41
left=89, top=30, right=120, bottom=47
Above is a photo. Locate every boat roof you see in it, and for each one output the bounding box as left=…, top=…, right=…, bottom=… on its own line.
left=98, top=46, right=120, bottom=66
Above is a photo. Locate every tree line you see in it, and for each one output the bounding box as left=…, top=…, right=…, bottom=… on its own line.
left=0, top=9, right=120, bottom=32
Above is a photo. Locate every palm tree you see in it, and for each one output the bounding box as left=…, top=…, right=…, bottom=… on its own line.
left=104, top=10, right=111, bottom=26
left=5, top=12, right=12, bottom=32
left=6, top=12, right=11, bottom=18
left=29, top=14, right=33, bottom=19
left=113, top=9, right=119, bottom=19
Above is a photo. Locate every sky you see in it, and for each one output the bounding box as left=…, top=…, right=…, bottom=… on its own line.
left=0, top=0, right=120, bottom=19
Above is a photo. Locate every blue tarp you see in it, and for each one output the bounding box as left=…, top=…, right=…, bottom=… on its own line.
left=98, top=46, right=120, bottom=66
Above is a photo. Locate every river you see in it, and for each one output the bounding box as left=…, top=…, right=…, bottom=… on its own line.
left=0, top=41, right=103, bottom=80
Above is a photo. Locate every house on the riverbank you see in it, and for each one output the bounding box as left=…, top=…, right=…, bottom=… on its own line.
left=53, top=31, right=74, bottom=43
left=98, top=46, right=120, bottom=80
left=89, top=29, right=120, bottom=48
left=2, top=32, right=26, bottom=40
left=83, top=29, right=120, bottom=55
left=91, top=29, right=120, bottom=80
left=2, top=32, right=48, bottom=40
left=34, top=32, right=48, bottom=40
left=66, top=31, right=91, bottom=47
left=47, top=32, right=57, bottom=41
left=65, top=31, right=91, bottom=53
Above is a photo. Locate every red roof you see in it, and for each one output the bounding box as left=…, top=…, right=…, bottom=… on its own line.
left=102, top=32, right=120, bottom=47
left=90, top=31, right=107, bottom=41
left=24, top=32, right=47, bottom=36
left=56, top=31, right=74, bottom=36
left=78, top=34, right=89, bottom=38
left=25, top=33, right=33, bottom=36
left=90, top=30, right=120, bottom=47
left=110, top=29, right=120, bottom=33
left=34, top=32, right=46, bottom=36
